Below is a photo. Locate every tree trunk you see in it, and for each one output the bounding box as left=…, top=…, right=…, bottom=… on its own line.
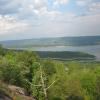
left=40, top=65, right=48, bottom=100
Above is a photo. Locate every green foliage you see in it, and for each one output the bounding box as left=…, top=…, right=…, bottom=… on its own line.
left=37, top=51, right=95, bottom=60
left=0, top=48, right=100, bottom=100
left=42, top=59, right=56, bottom=77
left=80, top=71, right=96, bottom=99
left=0, top=50, right=39, bottom=89
left=0, top=44, right=6, bottom=56
left=0, top=57, right=25, bottom=86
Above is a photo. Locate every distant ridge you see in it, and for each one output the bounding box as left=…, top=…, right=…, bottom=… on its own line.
left=0, top=35, right=100, bottom=41
left=0, top=36, right=100, bottom=48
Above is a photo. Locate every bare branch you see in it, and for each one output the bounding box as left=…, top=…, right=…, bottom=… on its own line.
left=46, top=80, right=57, bottom=90
left=34, top=85, right=42, bottom=87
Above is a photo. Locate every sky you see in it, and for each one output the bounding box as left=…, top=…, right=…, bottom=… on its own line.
left=0, top=0, right=100, bottom=40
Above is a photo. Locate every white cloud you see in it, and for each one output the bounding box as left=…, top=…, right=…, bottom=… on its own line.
left=76, top=0, right=91, bottom=7
left=0, top=15, right=28, bottom=35
left=33, top=0, right=47, bottom=10
left=0, top=13, right=100, bottom=40
left=0, top=0, right=20, bottom=15
left=34, top=7, right=61, bottom=20
left=53, top=0, right=69, bottom=6
left=76, top=1, right=87, bottom=6
left=0, top=0, right=100, bottom=40
left=89, top=2, right=100, bottom=14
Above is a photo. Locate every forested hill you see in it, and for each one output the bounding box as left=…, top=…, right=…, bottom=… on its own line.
left=0, top=45, right=100, bottom=100
left=0, top=36, right=100, bottom=48
left=36, top=51, right=95, bottom=61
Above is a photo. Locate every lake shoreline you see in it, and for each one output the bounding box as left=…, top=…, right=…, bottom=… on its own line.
left=5, top=48, right=97, bottom=61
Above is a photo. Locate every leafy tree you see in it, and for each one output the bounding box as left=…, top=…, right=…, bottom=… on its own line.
left=31, top=61, right=57, bottom=100
left=80, top=69, right=96, bottom=100
left=0, top=56, right=25, bottom=86
left=0, top=44, right=5, bottom=56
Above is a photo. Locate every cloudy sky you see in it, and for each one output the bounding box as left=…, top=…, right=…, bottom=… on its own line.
left=0, top=0, right=100, bottom=40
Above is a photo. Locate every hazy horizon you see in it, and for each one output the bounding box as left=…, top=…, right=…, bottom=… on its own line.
left=0, top=35, right=100, bottom=41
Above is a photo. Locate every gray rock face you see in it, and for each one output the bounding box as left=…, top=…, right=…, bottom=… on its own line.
left=0, top=92, right=12, bottom=100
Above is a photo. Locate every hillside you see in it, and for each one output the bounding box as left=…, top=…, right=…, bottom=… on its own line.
left=36, top=51, right=95, bottom=61
left=0, top=36, right=100, bottom=48
left=0, top=46, right=100, bottom=100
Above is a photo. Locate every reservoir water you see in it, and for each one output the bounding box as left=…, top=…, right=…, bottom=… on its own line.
left=19, top=45, right=100, bottom=60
